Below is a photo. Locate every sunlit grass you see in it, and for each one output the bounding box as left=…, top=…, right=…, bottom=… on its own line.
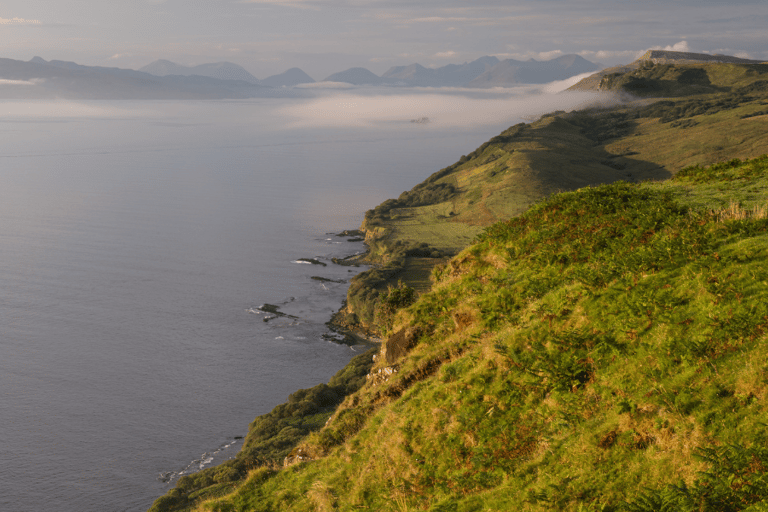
left=150, top=60, right=768, bottom=511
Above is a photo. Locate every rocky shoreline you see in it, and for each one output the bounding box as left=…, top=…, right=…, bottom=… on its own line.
left=147, top=227, right=385, bottom=512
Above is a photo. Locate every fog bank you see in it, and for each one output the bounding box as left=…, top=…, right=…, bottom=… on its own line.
left=279, top=86, right=621, bottom=129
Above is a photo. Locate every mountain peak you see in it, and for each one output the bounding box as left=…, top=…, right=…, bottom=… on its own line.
left=260, top=68, right=315, bottom=87
left=322, top=67, right=384, bottom=85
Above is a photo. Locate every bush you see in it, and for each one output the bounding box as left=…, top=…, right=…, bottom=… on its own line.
left=374, top=280, right=416, bottom=332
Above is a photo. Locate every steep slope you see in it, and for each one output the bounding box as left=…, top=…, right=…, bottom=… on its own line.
left=177, top=155, right=768, bottom=512
left=148, top=57, right=768, bottom=512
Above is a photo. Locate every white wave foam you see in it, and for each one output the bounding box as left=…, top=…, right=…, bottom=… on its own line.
left=159, top=438, right=245, bottom=483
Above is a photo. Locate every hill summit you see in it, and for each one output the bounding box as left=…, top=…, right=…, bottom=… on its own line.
left=568, top=50, right=767, bottom=92
left=639, top=50, right=764, bottom=65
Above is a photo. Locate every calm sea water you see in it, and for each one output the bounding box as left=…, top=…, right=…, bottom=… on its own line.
left=0, top=93, right=530, bottom=511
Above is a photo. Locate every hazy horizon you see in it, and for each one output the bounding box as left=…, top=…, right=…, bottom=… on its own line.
left=2, top=1, right=766, bottom=81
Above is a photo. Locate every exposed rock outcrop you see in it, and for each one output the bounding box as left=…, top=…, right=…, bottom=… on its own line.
left=383, top=326, right=421, bottom=364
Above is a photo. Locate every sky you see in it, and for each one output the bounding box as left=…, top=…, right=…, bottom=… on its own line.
left=2, top=0, right=767, bottom=80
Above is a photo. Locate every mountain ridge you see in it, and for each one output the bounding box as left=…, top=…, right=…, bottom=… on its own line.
left=0, top=56, right=291, bottom=99
left=139, top=59, right=261, bottom=84
left=330, top=54, right=599, bottom=87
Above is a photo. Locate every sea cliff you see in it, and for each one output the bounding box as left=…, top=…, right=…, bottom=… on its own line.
left=149, top=55, right=768, bottom=511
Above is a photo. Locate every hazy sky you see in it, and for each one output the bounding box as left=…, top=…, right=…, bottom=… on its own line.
left=2, top=0, right=767, bottom=79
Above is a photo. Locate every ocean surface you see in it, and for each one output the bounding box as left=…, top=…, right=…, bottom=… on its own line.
left=0, top=86, right=603, bottom=511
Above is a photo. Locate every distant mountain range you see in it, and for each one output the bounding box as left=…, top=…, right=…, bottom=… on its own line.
left=323, top=54, right=599, bottom=87
left=138, top=60, right=262, bottom=84
left=136, top=55, right=601, bottom=88
left=139, top=60, right=316, bottom=88
left=0, top=57, right=299, bottom=100
left=0, top=54, right=600, bottom=100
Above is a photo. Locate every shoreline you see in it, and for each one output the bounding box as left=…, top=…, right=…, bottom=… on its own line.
left=148, top=227, right=384, bottom=511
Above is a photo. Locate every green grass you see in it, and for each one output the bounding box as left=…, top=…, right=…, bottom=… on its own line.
left=183, top=156, right=768, bottom=512
left=347, top=61, right=768, bottom=330
left=150, top=61, right=768, bottom=511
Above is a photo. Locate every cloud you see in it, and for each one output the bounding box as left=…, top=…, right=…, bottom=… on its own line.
left=540, top=72, right=598, bottom=94
left=0, top=78, right=40, bottom=85
left=536, top=50, right=563, bottom=61
left=239, top=0, right=325, bottom=7
left=709, top=48, right=754, bottom=60
left=660, top=40, right=692, bottom=52
left=434, top=51, right=457, bottom=59
left=493, top=49, right=566, bottom=62
left=0, top=16, right=41, bottom=25
left=0, top=101, right=153, bottom=119
left=576, top=42, right=692, bottom=67
left=405, top=15, right=538, bottom=26
left=577, top=49, right=647, bottom=65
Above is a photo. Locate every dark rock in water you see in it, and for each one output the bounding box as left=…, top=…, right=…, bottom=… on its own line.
left=322, top=332, right=354, bottom=346
left=331, top=255, right=362, bottom=267
left=385, top=326, right=421, bottom=364
left=335, top=229, right=364, bottom=237
left=258, top=304, right=298, bottom=321
left=347, top=238, right=365, bottom=242
left=260, top=303, right=281, bottom=314
left=311, top=276, right=346, bottom=283
left=296, top=258, right=327, bottom=266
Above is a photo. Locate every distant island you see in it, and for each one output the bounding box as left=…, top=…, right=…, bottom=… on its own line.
left=319, top=54, right=598, bottom=87
left=0, top=54, right=601, bottom=100
left=0, top=56, right=293, bottom=100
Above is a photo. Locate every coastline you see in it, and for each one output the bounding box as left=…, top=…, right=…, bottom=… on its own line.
left=148, top=228, right=384, bottom=512
left=148, top=58, right=768, bottom=510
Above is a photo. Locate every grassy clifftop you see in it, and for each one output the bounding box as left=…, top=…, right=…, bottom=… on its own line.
left=185, top=155, right=768, bottom=511
left=342, top=59, right=768, bottom=331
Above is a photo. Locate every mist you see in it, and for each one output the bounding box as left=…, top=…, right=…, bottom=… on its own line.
left=278, top=86, right=622, bottom=129
left=0, top=100, right=154, bottom=120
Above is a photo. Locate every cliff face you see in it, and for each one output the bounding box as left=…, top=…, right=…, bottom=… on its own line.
left=639, top=49, right=765, bottom=65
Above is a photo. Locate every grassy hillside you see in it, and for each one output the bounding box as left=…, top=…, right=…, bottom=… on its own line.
left=149, top=60, right=768, bottom=511
left=180, top=155, right=768, bottom=511
left=342, top=60, right=768, bottom=331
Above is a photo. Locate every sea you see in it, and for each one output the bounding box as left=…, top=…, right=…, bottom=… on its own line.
left=0, top=84, right=606, bottom=511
